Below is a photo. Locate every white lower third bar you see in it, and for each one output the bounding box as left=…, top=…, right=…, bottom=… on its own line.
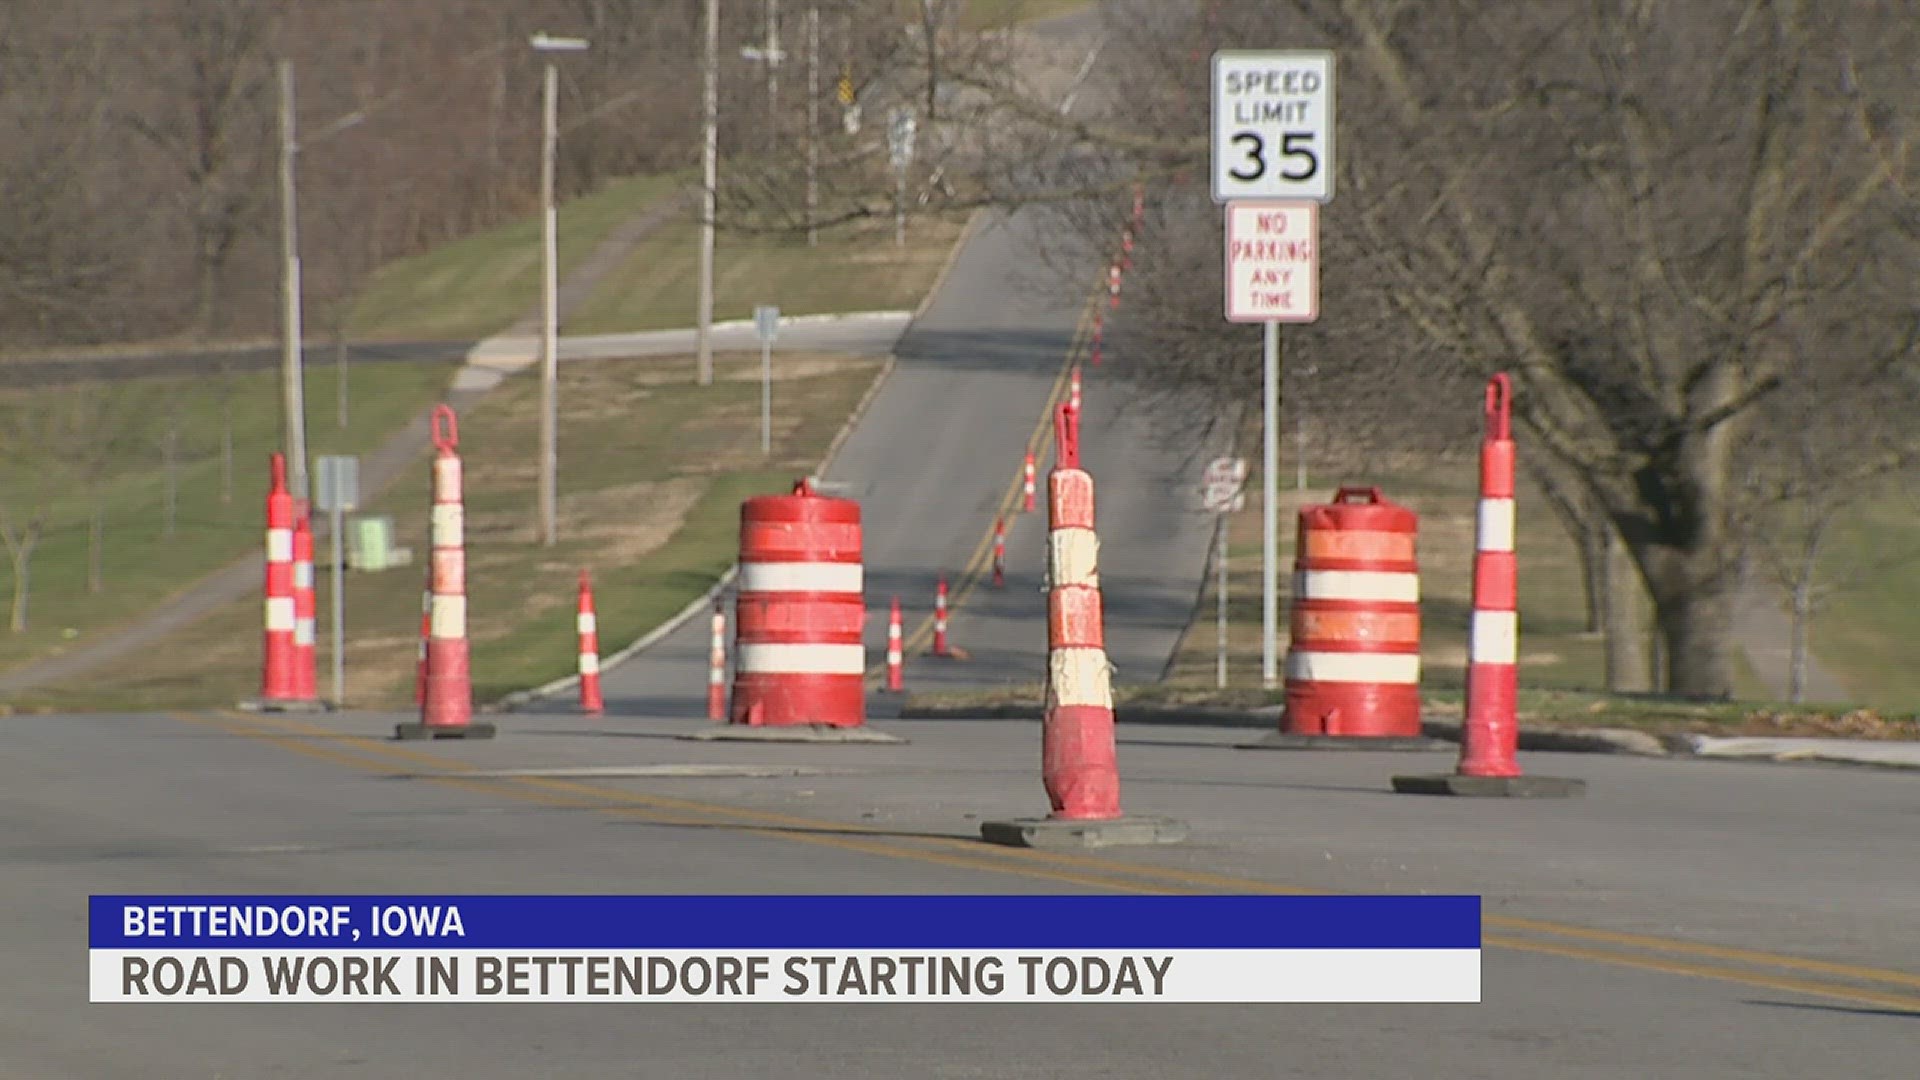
left=91, top=949, right=1479, bottom=1003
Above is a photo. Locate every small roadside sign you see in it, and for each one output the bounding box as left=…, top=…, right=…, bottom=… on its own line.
left=754, top=305, right=780, bottom=343
left=1225, top=201, right=1319, bottom=324
left=1202, top=456, right=1248, bottom=512
left=315, top=455, right=359, bottom=513
left=1211, top=50, right=1335, bottom=204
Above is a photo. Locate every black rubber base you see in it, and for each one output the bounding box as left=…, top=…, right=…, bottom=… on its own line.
left=680, top=724, right=906, bottom=744
left=1390, top=773, right=1586, bottom=798
left=394, top=721, right=498, bottom=741
left=237, top=698, right=331, bottom=714
left=1238, top=732, right=1453, bottom=752
left=979, top=815, right=1190, bottom=849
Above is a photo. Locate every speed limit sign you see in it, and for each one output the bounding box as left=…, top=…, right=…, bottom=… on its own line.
left=1211, top=51, right=1334, bottom=204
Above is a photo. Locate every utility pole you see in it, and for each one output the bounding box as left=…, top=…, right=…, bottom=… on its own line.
left=531, top=33, right=590, bottom=548
left=696, top=0, right=719, bottom=386
left=277, top=60, right=310, bottom=503
left=539, top=60, right=560, bottom=547
left=806, top=6, right=819, bottom=247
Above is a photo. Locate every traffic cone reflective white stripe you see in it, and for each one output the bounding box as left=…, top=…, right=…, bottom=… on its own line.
left=1108, top=263, right=1121, bottom=309
left=708, top=603, right=727, bottom=721
left=398, top=405, right=493, bottom=740
left=885, top=595, right=904, bottom=692
left=577, top=569, right=604, bottom=716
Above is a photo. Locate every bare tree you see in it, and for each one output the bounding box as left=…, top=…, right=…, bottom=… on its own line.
left=897, top=0, right=1920, bottom=698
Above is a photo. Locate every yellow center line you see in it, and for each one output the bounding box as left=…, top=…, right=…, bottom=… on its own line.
left=199, top=708, right=1920, bottom=1010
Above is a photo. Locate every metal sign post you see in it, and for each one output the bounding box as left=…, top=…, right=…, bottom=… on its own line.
left=1203, top=457, right=1249, bottom=689
left=755, top=305, right=780, bottom=456
left=887, top=108, right=916, bottom=249
left=1213, top=49, right=1334, bottom=691
left=315, top=455, right=359, bottom=707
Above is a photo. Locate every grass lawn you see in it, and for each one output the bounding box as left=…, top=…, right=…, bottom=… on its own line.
left=0, top=360, right=455, bottom=681
left=903, top=422, right=1920, bottom=736
left=1795, top=480, right=1920, bottom=713
left=346, top=173, right=688, bottom=342
left=565, top=214, right=970, bottom=335
left=10, top=352, right=883, bottom=712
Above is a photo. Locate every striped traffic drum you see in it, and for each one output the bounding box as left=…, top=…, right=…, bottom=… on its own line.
left=729, top=478, right=867, bottom=727
left=1283, top=486, right=1422, bottom=737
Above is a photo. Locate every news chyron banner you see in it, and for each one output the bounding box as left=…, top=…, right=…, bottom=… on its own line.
left=92, top=895, right=1481, bottom=1003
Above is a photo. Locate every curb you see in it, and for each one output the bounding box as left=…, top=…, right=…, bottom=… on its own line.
left=896, top=701, right=1676, bottom=755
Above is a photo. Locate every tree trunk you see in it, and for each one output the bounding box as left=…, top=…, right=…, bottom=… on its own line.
left=1601, top=529, right=1652, bottom=692
left=5, top=526, right=38, bottom=633
left=1578, top=523, right=1608, bottom=635
left=1644, top=554, right=1742, bottom=699
left=220, top=397, right=234, bottom=504
left=87, top=503, right=104, bottom=595
left=335, top=323, right=350, bottom=429
left=163, top=424, right=179, bottom=538
left=1788, top=578, right=1813, bottom=705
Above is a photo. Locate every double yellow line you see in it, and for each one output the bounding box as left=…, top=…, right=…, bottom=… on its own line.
left=865, top=291, right=1101, bottom=678
left=188, top=707, right=1920, bottom=1014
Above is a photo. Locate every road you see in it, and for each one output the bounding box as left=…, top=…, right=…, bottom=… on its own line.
left=7, top=707, right=1916, bottom=1077
left=593, top=206, right=1221, bottom=718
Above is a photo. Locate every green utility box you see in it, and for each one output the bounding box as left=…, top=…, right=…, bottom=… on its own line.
left=345, top=515, right=414, bottom=572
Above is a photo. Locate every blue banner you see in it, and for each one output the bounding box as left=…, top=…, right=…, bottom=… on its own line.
left=91, top=895, right=1480, bottom=950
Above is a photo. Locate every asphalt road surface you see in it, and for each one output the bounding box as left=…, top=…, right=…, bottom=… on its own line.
left=594, top=207, right=1222, bottom=719
left=8, top=708, right=1916, bottom=1077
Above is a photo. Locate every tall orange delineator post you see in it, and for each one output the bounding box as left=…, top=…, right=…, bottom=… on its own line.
left=241, top=453, right=322, bottom=712
left=1022, top=453, right=1037, bottom=513
left=397, top=405, right=495, bottom=740
left=1394, top=375, right=1583, bottom=797
left=290, top=505, right=320, bottom=705
left=884, top=596, right=905, bottom=692
left=707, top=603, right=727, bottom=721
left=932, top=576, right=951, bottom=656
left=981, top=401, right=1186, bottom=849
left=1069, top=364, right=1082, bottom=412
left=577, top=570, right=604, bottom=716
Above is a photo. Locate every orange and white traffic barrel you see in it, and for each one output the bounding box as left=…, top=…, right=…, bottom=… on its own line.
left=1282, top=486, right=1423, bottom=738
left=398, top=405, right=494, bottom=740
left=577, top=570, right=604, bottom=716
left=728, top=478, right=866, bottom=728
